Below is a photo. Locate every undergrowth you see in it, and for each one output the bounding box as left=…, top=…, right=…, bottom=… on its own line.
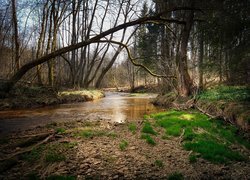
left=198, top=85, right=250, bottom=102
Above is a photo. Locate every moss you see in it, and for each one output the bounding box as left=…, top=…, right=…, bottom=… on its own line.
left=56, top=127, right=66, bottom=134
left=184, top=140, right=245, bottom=164
left=189, top=154, right=197, bottom=163
left=128, top=123, right=137, bottom=134
left=141, top=134, right=156, bottom=145
left=142, top=121, right=157, bottom=135
left=154, top=159, right=164, bottom=167
left=119, top=140, right=128, bottom=151
left=151, top=110, right=250, bottom=164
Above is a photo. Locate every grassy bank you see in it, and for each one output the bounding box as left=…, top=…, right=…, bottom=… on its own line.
left=153, top=86, right=250, bottom=131
left=147, top=110, right=249, bottom=164
left=0, top=86, right=104, bottom=110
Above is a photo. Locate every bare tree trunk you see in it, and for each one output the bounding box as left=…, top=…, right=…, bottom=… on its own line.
left=11, top=0, right=20, bottom=71
left=198, top=28, right=204, bottom=89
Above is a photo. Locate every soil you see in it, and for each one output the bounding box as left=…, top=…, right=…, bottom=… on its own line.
left=0, top=118, right=249, bottom=179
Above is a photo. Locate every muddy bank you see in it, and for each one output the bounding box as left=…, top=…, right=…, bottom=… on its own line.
left=0, top=87, right=104, bottom=110
left=0, top=117, right=249, bottom=179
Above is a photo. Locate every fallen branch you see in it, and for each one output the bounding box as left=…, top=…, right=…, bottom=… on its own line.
left=0, top=134, right=54, bottom=162
left=178, top=129, right=185, bottom=145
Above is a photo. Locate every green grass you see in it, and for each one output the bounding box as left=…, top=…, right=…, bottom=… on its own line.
left=151, top=110, right=250, bottom=164
left=43, top=142, right=78, bottom=163
left=142, top=121, right=157, bottom=135
left=119, top=140, right=128, bottom=151
left=167, top=172, right=184, bottom=180
left=154, top=159, right=164, bottom=167
left=45, top=151, right=66, bottom=163
left=188, top=154, right=197, bottom=163
left=141, top=134, right=156, bottom=145
left=21, top=146, right=45, bottom=163
left=198, top=85, right=250, bottom=102
left=128, top=123, right=137, bottom=134
left=56, top=127, right=66, bottom=134
left=74, top=128, right=116, bottom=139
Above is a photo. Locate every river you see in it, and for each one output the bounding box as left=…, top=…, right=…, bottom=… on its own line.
left=0, top=92, right=163, bottom=135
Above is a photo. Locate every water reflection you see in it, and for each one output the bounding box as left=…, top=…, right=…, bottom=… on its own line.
left=0, top=92, right=163, bottom=134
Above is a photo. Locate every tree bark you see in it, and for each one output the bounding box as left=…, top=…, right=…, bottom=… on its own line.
left=11, top=0, right=20, bottom=71
left=176, top=9, right=194, bottom=97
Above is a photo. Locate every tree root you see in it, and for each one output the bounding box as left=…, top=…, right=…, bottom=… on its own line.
left=0, top=133, right=55, bottom=162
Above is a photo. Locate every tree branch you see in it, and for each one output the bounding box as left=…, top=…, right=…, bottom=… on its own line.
left=96, top=40, right=176, bottom=79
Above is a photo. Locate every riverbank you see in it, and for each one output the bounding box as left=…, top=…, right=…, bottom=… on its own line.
left=0, top=109, right=249, bottom=179
left=0, top=86, right=104, bottom=110
left=153, top=86, right=250, bottom=131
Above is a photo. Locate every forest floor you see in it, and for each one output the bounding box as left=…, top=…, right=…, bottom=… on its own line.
left=0, top=86, right=104, bottom=110
left=0, top=109, right=249, bottom=179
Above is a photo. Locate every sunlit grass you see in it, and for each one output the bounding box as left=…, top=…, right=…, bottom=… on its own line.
left=150, top=110, right=250, bottom=164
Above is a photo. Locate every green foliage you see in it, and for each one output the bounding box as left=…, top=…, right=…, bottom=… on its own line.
left=119, top=140, right=128, bottom=151
left=22, top=146, right=45, bottom=163
left=198, top=86, right=250, bottom=102
left=189, top=155, right=197, bottom=163
left=75, top=128, right=116, bottom=139
left=56, top=127, right=66, bottom=134
left=46, top=175, right=76, bottom=180
left=45, top=151, right=66, bottom=163
left=167, top=172, right=184, bottom=180
left=141, top=134, right=156, bottom=145
left=154, top=160, right=164, bottom=167
left=142, top=121, right=157, bottom=135
left=128, top=123, right=137, bottom=134
left=151, top=110, right=250, bottom=164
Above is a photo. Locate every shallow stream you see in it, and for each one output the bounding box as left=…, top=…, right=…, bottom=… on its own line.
left=0, top=92, right=163, bottom=134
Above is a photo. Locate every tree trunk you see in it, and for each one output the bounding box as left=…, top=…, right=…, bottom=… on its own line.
left=11, top=0, right=20, bottom=71
left=176, top=9, right=194, bottom=97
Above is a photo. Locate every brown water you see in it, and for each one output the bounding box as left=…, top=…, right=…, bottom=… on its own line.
left=0, top=92, right=163, bottom=135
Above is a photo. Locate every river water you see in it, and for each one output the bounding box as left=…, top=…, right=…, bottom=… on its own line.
left=0, top=92, right=163, bottom=135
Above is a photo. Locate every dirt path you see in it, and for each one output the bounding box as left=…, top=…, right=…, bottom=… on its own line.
left=0, top=118, right=249, bottom=179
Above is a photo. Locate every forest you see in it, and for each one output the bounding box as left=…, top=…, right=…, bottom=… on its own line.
left=0, top=0, right=249, bottom=179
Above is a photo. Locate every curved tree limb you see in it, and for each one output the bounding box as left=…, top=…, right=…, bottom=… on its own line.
left=96, top=40, right=176, bottom=79
left=1, top=9, right=189, bottom=92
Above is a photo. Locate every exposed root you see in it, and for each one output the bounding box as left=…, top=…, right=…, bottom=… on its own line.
left=0, top=133, right=55, bottom=162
